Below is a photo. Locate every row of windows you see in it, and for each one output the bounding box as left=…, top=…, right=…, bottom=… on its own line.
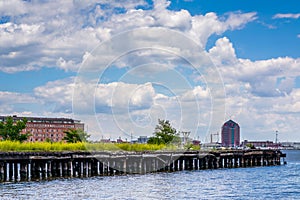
left=29, top=138, right=63, bottom=142
left=31, top=133, right=63, bottom=137
left=24, top=129, right=67, bottom=133
left=27, top=123, right=76, bottom=128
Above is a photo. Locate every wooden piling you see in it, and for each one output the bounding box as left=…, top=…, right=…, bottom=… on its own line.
left=0, top=149, right=286, bottom=182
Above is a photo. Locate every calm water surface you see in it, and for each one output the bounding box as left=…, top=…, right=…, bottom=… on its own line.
left=1, top=150, right=299, bottom=200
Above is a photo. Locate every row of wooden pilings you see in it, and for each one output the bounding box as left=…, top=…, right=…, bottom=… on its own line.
left=0, top=149, right=286, bottom=182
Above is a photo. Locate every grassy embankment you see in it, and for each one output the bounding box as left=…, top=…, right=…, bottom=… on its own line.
left=0, top=141, right=200, bottom=152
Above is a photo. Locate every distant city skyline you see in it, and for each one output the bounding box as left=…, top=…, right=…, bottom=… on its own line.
left=0, top=0, right=300, bottom=142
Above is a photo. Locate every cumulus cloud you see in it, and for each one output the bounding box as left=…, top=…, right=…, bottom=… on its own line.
left=0, top=91, right=37, bottom=114
left=31, top=77, right=217, bottom=139
left=208, top=37, right=238, bottom=66
left=208, top=37, right=300, bottom=97
left=2, top=0, right=300, bottom=141
left=0, top=91, right=36, bottom=104
left=0, top=0, right=257, bottom=73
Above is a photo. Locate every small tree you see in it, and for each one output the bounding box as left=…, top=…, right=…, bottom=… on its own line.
left=63, top=129, right=90, bottom=143
left=0, top=116, right=30, bottom=142
left=148, top=119, right=180, bottom=145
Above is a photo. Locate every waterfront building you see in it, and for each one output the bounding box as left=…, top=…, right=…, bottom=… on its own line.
left=137, top=136, right=148, bottom=144
left=201, top=142, right=221, bottom=150
left=221, top=119, right=240, bottom=147
left=241, top=140, right=281, bottom=149
left=0, top=115, right=84, bottom=142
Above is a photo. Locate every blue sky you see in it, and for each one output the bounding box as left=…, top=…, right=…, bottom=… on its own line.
left=0, top=0, right=300, bottom=142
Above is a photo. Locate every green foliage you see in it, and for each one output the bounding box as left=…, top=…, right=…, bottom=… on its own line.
left=184, top=144, right=200, bottom=151
left=116, top=143, right=166, bottom=151
left=148, top=119, right=180, bottom=145
left=63, top=129, right=90, bottom=143
left=246, top=143, right=256, bottom=149
left=0, top=141, right=168, bottom=152
left=0, top=141, right=87, bottom=151
left=0, top=116, right=30, bottom=142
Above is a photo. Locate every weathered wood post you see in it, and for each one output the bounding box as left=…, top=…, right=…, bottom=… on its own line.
left=20, top=162, right=28, bottom=181
left=47, top=161, right=52, bottom=178
left=30, top=161, right=36, bottom=180
left=0, top=162, right=5, bottom=182
left=40, top=161, right=46, bottom=179
left=50, top=161, right=56, bottom=177
left=14, top=162, right=19, bottom=181
left=3, top=162, right=8, bottom=181
left=8, top=162, right=14, bottom=181
left=138, top=156, right=143, bottom=174
left=213, top=157, right=218, bottom=169
left=109, top=158, right=115, bottom=175
left=90, top=159, right=97, bottom=176
left=88, top=160, right=92, bottom=176
left=58, top=161, right=63, bottom=177
left=67, top=160, right=73, bottom=177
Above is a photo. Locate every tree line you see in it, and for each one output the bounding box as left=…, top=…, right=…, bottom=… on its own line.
left=0, top=116, right=180, bottom=145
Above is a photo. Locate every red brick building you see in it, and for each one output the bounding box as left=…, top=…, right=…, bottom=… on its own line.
left=221, top=119, right=240, bottom=147
left=0, top=115, right=84, bottom=142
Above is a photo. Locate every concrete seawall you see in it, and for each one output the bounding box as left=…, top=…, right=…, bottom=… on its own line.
left=0, top=149, right=286, bottom=182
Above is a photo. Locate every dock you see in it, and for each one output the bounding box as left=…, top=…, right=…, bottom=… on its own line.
left=0, top=149, right=286, bottom=182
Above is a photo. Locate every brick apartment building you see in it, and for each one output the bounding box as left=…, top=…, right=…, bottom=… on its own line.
left=0, top=115, right=84, bottom=142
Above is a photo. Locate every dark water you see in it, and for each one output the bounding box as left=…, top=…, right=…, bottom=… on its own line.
left=1, top=150, right=299, bottom=200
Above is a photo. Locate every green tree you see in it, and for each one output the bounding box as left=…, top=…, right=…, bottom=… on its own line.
left=0, top=116, right=30, bottom=142
left=147, top=119, right=180, bottom=145
left=63, top=129, right=90, bottom=143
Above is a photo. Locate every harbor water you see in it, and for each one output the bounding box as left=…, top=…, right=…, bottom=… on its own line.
left=0, top=150, right=299, bottom=200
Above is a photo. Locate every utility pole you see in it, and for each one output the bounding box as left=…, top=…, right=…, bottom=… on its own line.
left=275, top=130, right=278, bottom=144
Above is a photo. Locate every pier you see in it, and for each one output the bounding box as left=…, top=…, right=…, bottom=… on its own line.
left=0, top=149, right=286, bottom=182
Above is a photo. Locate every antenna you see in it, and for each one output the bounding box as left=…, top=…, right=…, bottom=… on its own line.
left=275, top=130, right=278, bottom=144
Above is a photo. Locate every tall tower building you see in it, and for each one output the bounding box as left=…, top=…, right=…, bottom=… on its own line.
left=221, top=120, right=240, bottom=147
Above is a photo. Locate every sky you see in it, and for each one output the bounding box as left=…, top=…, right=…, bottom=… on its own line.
left=0, top=0, right=300, bottom=142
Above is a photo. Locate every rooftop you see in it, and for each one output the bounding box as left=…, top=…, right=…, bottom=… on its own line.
left=0, top=115, right=82, bottom=124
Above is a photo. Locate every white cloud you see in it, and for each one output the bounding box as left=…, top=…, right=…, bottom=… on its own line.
left=208, top=37, right=300, bottom=97
left=188, top=12, right=256, bottom=46
left=30, top=76, right=222, bottom=140
left=273, top=89, right=300, bottom=113
left=0, top=91, right=37, bottom=114
left=0, top=0, right=257, bottom=73
left=0, top=0, right=27, bottom=16
left=0, top=91, right=36, bottom=104
left=2, top=0, right=300, bottom=141
left=209, top=37, right=238, bottom=65
left=273, top=13, right=300, bottom=19
left=181, top=86, right=210, bottom=101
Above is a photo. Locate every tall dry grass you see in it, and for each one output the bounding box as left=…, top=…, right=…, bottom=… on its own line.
left=0, top=141, right=174, bottom=152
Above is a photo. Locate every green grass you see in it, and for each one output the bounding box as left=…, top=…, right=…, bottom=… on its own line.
left=0, top=141, right=174, bottom=152
left=0, top=141, right=200, bottom=152
left=0, top=141, right=87, bottom=152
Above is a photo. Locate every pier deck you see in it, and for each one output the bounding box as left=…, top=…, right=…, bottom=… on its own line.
left=0, top=149, right=286, bottom=182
